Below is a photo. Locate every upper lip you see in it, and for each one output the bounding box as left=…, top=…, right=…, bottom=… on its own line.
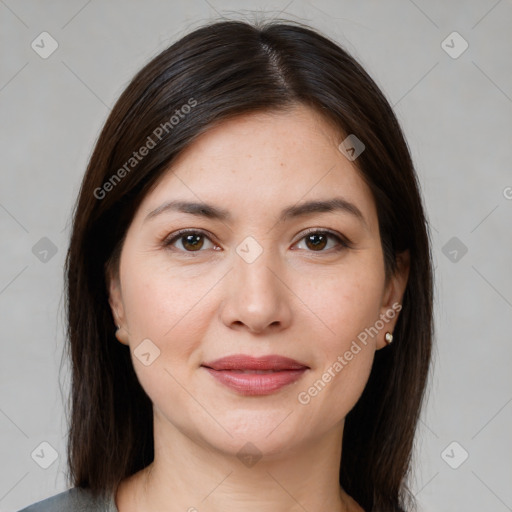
left=201, top=354, right=309, bottom=371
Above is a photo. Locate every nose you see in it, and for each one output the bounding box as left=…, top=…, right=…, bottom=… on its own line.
left=219, top=245, right=292, bottom=335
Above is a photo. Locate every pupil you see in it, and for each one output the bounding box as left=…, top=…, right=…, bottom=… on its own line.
left=184, top=234, right=203, bottom=251
left=307, top=234, right=327, bottom=251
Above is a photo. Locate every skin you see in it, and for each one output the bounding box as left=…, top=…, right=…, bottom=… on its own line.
left=107, top=104, right=409, bottom=512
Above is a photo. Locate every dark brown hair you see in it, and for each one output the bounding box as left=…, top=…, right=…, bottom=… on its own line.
left=63, top=19, right=433, bottom=512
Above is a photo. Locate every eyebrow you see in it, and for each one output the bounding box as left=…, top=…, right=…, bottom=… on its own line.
left=144, top=197, right=367, bottom=227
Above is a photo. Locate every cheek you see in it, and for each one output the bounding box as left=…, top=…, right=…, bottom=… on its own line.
left=120, top=250, right=216, bottom=343
left=293, top=257, right=384, bottom=417
left=298, top=255, right=385, bottom=346
left=118, top=250, right=228, bottom=395
left=309, top=351, right=375, bottom=429
left=119, top=262, right=211, bottom=413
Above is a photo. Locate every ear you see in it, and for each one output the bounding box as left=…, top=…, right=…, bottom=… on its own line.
left=376, top=250, right=410, bottom=350
left=106, top=265, right=130, bottom=346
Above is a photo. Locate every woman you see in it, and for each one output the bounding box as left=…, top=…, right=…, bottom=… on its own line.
left=19, top=18, right=433, bottom=512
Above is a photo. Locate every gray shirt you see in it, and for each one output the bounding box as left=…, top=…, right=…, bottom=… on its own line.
left=17, top=487, right=118, bottom=512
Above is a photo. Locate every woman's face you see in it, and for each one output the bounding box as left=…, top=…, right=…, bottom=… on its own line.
left=108, top=104, right=408, bottom=458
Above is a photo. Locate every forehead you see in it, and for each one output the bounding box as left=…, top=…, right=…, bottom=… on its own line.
left=135, top=105, right=378, bottom=231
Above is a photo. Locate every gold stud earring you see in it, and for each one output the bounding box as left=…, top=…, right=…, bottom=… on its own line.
left=115, top=325, right=128, bottom=345
left=385, top=332, right=393, bottom=345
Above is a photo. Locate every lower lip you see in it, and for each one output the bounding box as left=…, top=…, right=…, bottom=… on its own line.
left=202, top=367, right=307, bottom=396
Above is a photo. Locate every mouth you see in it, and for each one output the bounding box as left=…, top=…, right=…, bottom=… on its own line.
left=219, top=369, right=289, bottom=374
left=201, top=354, right=309, bottom=396
left=201, top=354, right=309, bottom=371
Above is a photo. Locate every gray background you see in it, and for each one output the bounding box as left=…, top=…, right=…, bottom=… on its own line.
left=1, top=1, right=511, bottom=511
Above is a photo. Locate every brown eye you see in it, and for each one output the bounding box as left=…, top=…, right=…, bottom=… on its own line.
left=295, top=230, right=351, bottom=252
left=181, top=233, right=205, bottom=251
left=304, top=233, right=328, bottom=251
left=164, top=230, right=216, bottom=252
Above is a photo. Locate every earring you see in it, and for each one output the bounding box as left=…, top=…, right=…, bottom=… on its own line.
left=114, top=324, right=126, bottom=344
left=385, top=332, right=393, bottom=345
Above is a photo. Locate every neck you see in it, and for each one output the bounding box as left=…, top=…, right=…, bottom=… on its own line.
left=119, top=411, right=362, bottom=512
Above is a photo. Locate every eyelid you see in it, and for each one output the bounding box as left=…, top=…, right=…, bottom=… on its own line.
left=163, top=228, right=219, bottom=250
left=296, top=227, right=352, bottom=249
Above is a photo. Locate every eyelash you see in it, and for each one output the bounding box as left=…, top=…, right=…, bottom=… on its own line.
left=162, top=228, right=352, bottom=254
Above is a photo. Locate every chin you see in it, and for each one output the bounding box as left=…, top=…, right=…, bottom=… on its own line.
left=199, top=409, right=309, bottom=459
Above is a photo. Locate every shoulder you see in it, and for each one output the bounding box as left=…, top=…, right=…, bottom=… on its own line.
left=16, top=486, right=117, bottom=512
